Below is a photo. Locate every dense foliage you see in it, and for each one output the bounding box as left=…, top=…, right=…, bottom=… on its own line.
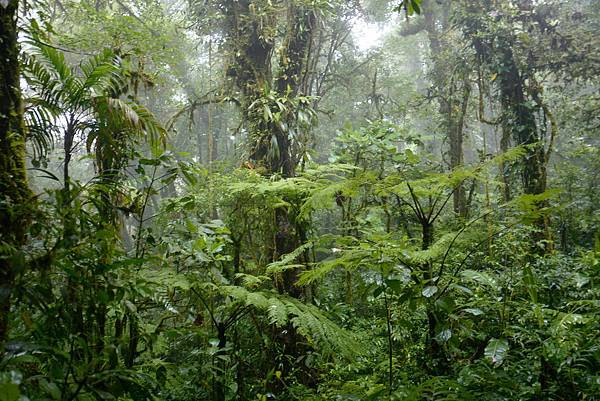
left=0, top=0, right=598, bottom=400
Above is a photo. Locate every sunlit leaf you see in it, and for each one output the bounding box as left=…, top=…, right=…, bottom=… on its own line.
left=485, top=338, right=509, bottom=366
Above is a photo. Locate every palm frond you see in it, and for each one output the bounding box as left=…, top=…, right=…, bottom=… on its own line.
left=23, top=99, right=58, bottom=160
left=104, top=98, right=167, bottom=153
left=22, top=36, right=166, bottom=166
left=79, top=49, right=124, bottom=98
left=24, top=39, right=72, bottom=83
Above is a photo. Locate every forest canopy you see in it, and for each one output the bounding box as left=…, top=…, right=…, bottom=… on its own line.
left=0, top=0, right=599, bottom=400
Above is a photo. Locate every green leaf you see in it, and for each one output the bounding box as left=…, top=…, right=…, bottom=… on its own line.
left=30, top=167, right=60, bottom=181
left=373, top=285, right=385, bottom=298
left=39, top=379, right=61, bottom=400
left=411, top=0, right=421, bottom=15
left=422, top=285, right=438, bottom=298
left=485, top=338, right=509, bottom=366
left=461, top=270, right=498, bottom=290
left=124, top=300, right=137, bottom=313
left=139, top=158, right=161, bottom=166
left=405, top=148, right=419, bottom=164
left=435, top=328, right=452, bottom=343
left=385, top=279, right=402, bottom=293
left=266, top=242, right=312, bottom=275
left=463, top=308, right=484, bottom=316
left=221, top=286, right=362, bottom=359
left=394, top=0, right=422, bottom=15
left=94, top=389, right=116, bottom=400
left=574, top=273, right=590, bottom=288
left=0, top=383, right=20, bottom=401
left=156, top=365, right=167, bottom=386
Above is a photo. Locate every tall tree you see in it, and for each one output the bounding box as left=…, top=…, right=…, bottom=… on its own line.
left=221, top=0, right=317, bottom=295
left=461, top=0, right=548, bottom=197
left=459, top=0, right=559, bottom=244
left=223, top=0, right=316, bottom=178
left=0, top=0, right=34, bottom=352
left=402, top=0, right=472, bottom=217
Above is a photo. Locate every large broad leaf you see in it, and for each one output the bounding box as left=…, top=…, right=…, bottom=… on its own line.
left=485, top=338, right=509, bottom=366
left=385, top=278, right=403, bottom=294
left=461, top=269, right=498, bottom=290
left=393, top=0, right=422, bottom=15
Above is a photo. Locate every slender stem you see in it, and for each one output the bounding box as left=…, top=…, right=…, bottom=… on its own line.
left=191, top=288, right=219, bottom=328
left=435, top=223, right=518, bottom=300
left=434, top=209, right=496, bottom=285
left=383, top=291, right=393, bottom=398
left=135, top=163, right=158, bottom=258
left=406, top=182, right=424, bottom=220
left=61, top=337, right=75, bottom=401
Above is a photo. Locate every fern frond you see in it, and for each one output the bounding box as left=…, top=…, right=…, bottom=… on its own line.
left=299, top=245, right=371, bottom=285
left=221, top=286, right=362, bottom=359
left=234, top=273, right=270, bottom=289
left=266, top=242, right=313, bottom=275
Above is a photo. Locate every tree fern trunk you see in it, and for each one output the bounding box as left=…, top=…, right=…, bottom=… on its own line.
left=422, top=221, right=448, bottom=374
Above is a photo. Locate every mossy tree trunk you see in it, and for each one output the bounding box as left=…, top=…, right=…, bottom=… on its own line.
left=272, top=1, right=316, bottom=177
left=223, top=0, right=316, bottom=292
left=463, top=0, right=549, bottom=239
left=219, top=1, right=317, bottom=391
left=494, top=30, right=551, bottom=252
left=271, top=3, right=315, bottom=298
left=223, top=0, right=275, bottom=170
left=495, top=43, right=546, bottom=196
left=0, top=0, right=33, bottom=353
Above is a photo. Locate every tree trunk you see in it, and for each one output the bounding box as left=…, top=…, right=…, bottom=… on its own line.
left=499, top=125, right=513, bottom=202
left=223, top=0, right=274, bottom=171
left=273, top=2, right=316, bottom=177
left=496, top=42, right=551, bottom=249
left=270, top=5, right=315, bottom=299
left=0, top=0, right=33, bottom=353
left=422, top=1, right=470, bottom=218
left=421, top=220, right=448, bottom=374
left=463, top=0, right=549, bottom=240
left=496, top=43, right=546, bottom=196
left=449, top=79, right=471, bottom=218
left=223, top=0, right=315, bottom=284
left=221, top=1, right=317, bottom=385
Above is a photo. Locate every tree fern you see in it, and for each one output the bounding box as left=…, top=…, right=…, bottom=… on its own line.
left=220, top=285, right=362, bottom=360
